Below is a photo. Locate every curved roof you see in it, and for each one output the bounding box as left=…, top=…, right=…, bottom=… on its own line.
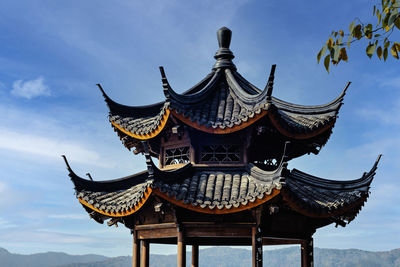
left=99, top=27, right=348, bottom=144
left=64, top=154, right=380, bottom=223
left=68, top=160, right=285, bottom=216
left=282, top=155, right=381, bottom=223
left=98, top=84, right=170, bottom=140
left=163, top=67, right=347, bottom=138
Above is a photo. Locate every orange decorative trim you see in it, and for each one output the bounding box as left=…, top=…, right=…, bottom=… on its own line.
left=111, top=109, right=170, bottom=140
left=172, top=109, right=268, bottom=134
left=78, top=187, right=152, bottom=217
left=173, top=109, right=334, bottom=139
left=268, top=114, right=335, bottom=140
left=153, top=188, right=280, bottom=214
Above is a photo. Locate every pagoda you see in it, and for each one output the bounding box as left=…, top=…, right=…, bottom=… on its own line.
left=64, top=27, right=381, bottom=267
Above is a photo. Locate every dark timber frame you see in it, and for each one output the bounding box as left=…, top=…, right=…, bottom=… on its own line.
left=65, top=27, right=381, bottom=267
left=131, top=222, right=315, bottom=267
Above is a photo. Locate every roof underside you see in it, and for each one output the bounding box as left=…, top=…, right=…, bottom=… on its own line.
left=66, top=155, right=380, bottom=224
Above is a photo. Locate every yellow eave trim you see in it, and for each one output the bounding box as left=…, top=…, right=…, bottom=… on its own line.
left=172, top=109, right=268, bottom=134
left=153, top=187, right=280, bottom=214
left=173, top=108, right=334, bottom=139
left=79, top=187, right=280, bottom=216
left=78, top=187, right=152, bottom=217
left=111, top=109, right=170, bottom=140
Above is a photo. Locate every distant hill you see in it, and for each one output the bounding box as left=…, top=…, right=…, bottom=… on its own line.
left=0, top=247, right=107, bottom=267
left=57, top=247, right=400, bottom=267
left=2, top=246, right=400, bottom=267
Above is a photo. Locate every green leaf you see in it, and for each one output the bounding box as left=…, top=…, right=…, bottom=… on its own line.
left=321, top=44, right=327, bottom=56
left=391, top=44, right=399, bottom=59
left=339, top=47, right=348, bottom=62
left=388, top=11, right=399, bottom=25
left=317, top=49, right=323, bottom=64
left=364, top=24, right=373, bottom=39
left=377, top=9, right=382, bottom=25
left=366, top=42, right=377, bottom=58
left=332, top=45, right=340, bottom=62
left=339, top=30, right=344, bottom=37
left=349, top=21, right=356, bottom=33
left=324, top=55, right=330, bottom=72
left=383, top=12, right=391, bottom=29
left=337, top=36, right=343, bottom=45
left=347, top=34, right=353, bottom=48
left=326, top=37, right=334, bottom=48
left=383, top=47, right=389, bottom=61
left=354, top=24, right=363, bottom=39
left=394, top=16, right=400, bottom=29
left=395, top=42, right=400, bottom=51
left=377, top=46, right=383, bottom=59
left=373, top=5, right=376, bottom=16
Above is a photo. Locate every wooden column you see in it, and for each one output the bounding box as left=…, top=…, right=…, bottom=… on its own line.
left=252, top=226, right=263, bottom=267
left=141, top=240, right=149, bottom=267
left=301, top=237, right=314, bottom=267
left=177, top=227, right=186, bottom=267
left=133, top=230, right=141, bottom=267
left=191, top=244, right=199, bottom=267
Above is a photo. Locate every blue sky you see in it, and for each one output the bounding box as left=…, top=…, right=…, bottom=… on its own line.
left=0, top=0, right=399, bottom=257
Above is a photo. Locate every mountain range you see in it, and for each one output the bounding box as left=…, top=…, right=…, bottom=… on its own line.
left=1, top=246, right=400, bottom=267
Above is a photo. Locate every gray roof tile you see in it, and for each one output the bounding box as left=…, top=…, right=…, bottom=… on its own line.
left=68, top=156, right=380, bottom=222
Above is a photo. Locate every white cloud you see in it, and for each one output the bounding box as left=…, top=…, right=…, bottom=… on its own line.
left=0, top=181, right=26, bottom=209
left=356, top=97, right=400, bottom=126
left=0, top=129, right=106, bottom=167
left=11, top=76, right=50, bottom=99
left=48, top=214, right=88, bottom=220
left=379, top=76, right=400, bottom=89
left=0, top=217, right=18, bottom=229
left=0, top=229, right=97, bottom=244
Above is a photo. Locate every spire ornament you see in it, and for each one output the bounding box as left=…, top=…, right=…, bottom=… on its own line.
left=213, top=27, right=236, bottom=70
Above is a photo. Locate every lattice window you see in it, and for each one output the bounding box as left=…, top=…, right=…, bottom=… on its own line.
left=200, top=144, right=241, bottom=163
left=164, top=146, right=190, bottom=165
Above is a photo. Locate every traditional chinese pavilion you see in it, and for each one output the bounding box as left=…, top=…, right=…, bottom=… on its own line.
left=64, top=27, right=380, bottom=267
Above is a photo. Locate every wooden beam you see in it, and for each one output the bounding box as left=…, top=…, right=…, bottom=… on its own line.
left=185, top=237, right=251, bottom=246
left=133, top=231, right=140, bottom=267
left=141, top=240, right=149, bottom=267
left=177, top=228, right=186, bottom=267
left=263, top=237, right=303, bottom=245
left=135, top=223, right=177, bottom=230
left=191, top=245, right=199, bottom=267
left=252, top=226, right=262, bottom=267
left=301, top=238, right=314, bottom=267
left=137, top=228, right=178, bottom=239
left=185, top=224, right=253, bottom=237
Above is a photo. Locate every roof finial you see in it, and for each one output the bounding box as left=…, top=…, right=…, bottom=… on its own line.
left=217, top=27, right=232, bottom=49
left=213, top=27, right=236, bottom=70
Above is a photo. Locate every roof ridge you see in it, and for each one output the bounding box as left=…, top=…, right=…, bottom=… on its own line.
left=271, top=82, right=350, bottom=114
left=288, top=155, right=381, bottom=190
